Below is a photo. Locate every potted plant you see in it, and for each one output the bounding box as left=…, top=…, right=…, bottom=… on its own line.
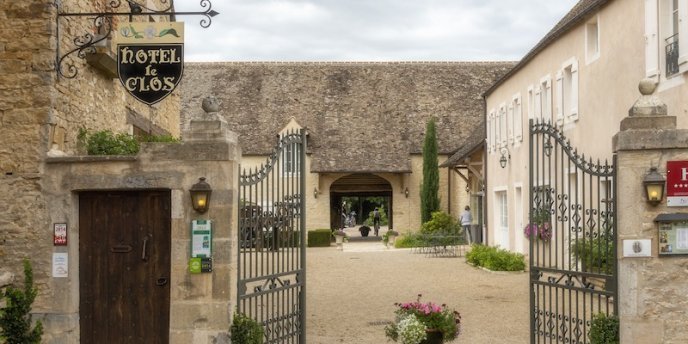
left=523, top=208, right=552, bottom=242
left=333, top=229, right=348, bottom=249
left=385, top=294, right=461, bottom=344
left=359, top=225, right=371, bottom=237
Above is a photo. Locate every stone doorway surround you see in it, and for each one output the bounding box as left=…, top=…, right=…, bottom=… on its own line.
left=42, top=105, right=240, bottom=343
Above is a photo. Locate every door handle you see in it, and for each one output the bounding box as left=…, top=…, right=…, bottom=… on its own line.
left=141, top=236, right=149, bottom=261
left=156, top=277, right=168, bottom=286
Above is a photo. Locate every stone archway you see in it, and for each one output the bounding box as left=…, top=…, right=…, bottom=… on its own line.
left=329, top=173, right=394, bottom=230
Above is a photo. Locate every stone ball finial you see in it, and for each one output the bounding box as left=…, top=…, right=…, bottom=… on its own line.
left=638, top=78, right=657, bottom=96
left=628, top=78, right=666, bottom=117
left=201, top=96, right=220, bottom=113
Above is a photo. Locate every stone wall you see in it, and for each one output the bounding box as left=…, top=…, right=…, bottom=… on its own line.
left=0, top=0, right=182, bottom=341
left=40, top=116, right=239, bottom=343
left=614, top=82, right=688, bottom=343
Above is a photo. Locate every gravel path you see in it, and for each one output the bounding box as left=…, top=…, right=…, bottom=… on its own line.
left=306, top=240, right=529, bottom=343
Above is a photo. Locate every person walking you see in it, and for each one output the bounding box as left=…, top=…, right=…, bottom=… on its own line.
left=459, top=205, right=473, bottom=244
left=373, top=208, right=381, bottom=236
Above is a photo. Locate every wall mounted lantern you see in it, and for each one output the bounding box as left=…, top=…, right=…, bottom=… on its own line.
left=404, top=187, right=410, bottom=198
left=543, top=139, right=553, bottom=157
left=499, top=147, right=511, bottom=169
left=313, top=187, right=319, bottom=199
left=643, top=167, right=665, bottom=205
left=190, top=177, right=212, bottom=214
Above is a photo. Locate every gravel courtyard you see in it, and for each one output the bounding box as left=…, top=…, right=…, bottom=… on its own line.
left=306, top=240, right=530, bottom=343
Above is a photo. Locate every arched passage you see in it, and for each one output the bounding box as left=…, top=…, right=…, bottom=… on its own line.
left=329, top=173, right=394, bottom=230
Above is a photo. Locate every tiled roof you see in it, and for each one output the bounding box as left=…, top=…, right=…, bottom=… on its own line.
left=484, top=0, right=611, bottom=97
left=440, top=121, right=485, bottom=168
left=181, top=62, right=513, bottom=173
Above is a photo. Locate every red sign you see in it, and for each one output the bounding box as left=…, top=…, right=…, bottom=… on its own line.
left=667, top=161, right=688, bottom=196
left=54, top=223, right=67, bottom=246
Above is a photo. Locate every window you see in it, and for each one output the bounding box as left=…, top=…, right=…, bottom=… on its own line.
left=499, top=191, right=508, bottom=228
left=540, top=76, right=552, bottom=122
left=513, top=94, right=523, bottom=142
left=585, top=16, right=600, bottom=63
left=667, top=0, right=680, bottom=76
left=563, top=59, right=579, bottom=122
left=283, top=143, right=299, bottom=175
left=646, top=0, right=687, bottom=80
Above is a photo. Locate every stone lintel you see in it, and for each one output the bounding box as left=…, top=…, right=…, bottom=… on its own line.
left=613, top=129, right=688, bottom=152
left=620, top=116, right=676, bottom=131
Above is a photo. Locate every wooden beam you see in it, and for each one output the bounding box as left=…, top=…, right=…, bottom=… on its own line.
left=452, top=167, right=469, bottom=183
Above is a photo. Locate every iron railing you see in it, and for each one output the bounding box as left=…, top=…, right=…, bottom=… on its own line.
left=666, top=33, right=679, bottom=77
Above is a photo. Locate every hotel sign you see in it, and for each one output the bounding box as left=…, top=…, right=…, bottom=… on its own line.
left=116, top=22, right=184, bottom=105
left=667, top=161, right=688, bottom=206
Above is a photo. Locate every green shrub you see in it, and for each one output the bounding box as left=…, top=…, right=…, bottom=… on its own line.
left=138, top=134, right=180, bottom=143
left=393, top=233, right=423, bottom=248
left=230, top=312, right=264, bottom=344
left=589, top=313, right=619, bottom=344
left=307, top=229, right=332, bottom=247
left=78, top=129, right=140, bottom=155
left=0, top=259, right=43, bottom=344
left=571, top=235, right=615, bottom=274
left=421, top=211, right=460, bottom=234
left=466, top=244, right=525, bottom=271
left=77, top=129, right=181, bottom=156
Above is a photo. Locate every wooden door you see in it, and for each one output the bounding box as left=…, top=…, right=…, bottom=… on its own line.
left=79, top=191, right=171, bottom=344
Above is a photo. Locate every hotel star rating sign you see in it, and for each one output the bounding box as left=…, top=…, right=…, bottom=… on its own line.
left=666, top=161, right=688, bottom=206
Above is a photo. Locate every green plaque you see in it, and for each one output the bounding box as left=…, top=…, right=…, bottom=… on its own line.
left=189, top=257, right=202, bottom=274
left=191, top=220, right=212, bottom=258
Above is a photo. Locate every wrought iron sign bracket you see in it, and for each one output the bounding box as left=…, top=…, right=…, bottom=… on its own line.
left=54, top=0, right=218, bottom=79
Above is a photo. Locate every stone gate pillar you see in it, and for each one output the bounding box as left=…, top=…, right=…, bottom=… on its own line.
left=613, top=79, right=688, bottom=343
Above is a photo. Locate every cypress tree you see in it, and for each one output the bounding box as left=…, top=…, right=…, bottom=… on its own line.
left=421, top=119, right=440, bottom=223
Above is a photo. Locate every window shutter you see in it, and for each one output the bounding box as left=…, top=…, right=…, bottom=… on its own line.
left=514, top=96, right=523, bottom=142
left=535, top=86, right=542, bottom=120
left=570, top=60, right=579, bottom=121
left=645, top=0, right=659, bottom=77
left=508, top=104, right=514, bottom=144
left=679, top=0, right=688, bottom=68
left=487, top=116, right=492, bottom=152
left=555, top=71, right=564, bottom=126
left=500, top=107, right=507, bottom=146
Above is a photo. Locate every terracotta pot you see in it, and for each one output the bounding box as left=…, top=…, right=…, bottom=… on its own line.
left=420, top=329, right=443, bottom=344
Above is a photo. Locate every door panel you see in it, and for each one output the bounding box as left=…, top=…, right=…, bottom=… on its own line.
left=80, top=191, right=171, bottom=344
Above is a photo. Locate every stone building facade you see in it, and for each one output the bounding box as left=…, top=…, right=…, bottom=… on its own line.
left=0, top=1, right=200, bottom=342
left=181, top=62, right=514, bottom=232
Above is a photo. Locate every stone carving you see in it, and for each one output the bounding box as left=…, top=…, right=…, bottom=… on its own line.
left=201, top=96, right=220, bottom=113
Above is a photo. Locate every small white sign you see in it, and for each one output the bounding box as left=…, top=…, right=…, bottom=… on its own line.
left=622, top=239, right=652, bottom=257
left=52, top=252, right=68, bottom=278
left=667, top=196, right=688, bottom=207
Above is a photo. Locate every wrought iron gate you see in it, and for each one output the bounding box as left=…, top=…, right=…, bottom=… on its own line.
left=238, top=129, right=306, bottom=343
left=529, top=120, right=617, bottom=344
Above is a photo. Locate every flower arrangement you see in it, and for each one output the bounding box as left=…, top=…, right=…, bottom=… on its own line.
left=385, top=295, right=461, bottom=344
left=524, top=208, right=552, bottom=242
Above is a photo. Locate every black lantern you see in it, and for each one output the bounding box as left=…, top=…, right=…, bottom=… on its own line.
left=499, top=147, right=510, bottom=169
left=543, top=139, right=553, bottom=157
left=190, top=177, right=212, bottom=213
left=643, top=167, right=665, bottom=205
left=404, top=187, right=410, bottom=198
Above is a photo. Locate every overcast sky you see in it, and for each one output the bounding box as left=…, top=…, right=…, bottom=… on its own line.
left=175, top=0, right=579, bottom=62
